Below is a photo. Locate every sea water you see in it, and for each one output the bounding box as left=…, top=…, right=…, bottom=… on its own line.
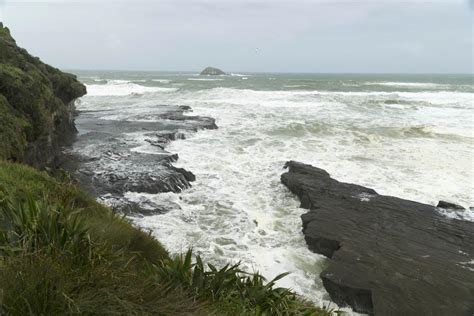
left=75, top=71, right=473, bottom=309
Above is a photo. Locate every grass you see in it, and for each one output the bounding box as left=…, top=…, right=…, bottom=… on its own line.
left=0, top=22, right=332, bottom=315
left=0, top=160, right=169, bottom=263
left=0, top=161, right=331, bottom=315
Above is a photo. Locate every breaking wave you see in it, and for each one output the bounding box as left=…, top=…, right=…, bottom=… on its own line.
left=85, top=81, right=177, bottom=96
left=365, top=81, right=451, bottom=89
left=75, top=72, right=474, bottom=312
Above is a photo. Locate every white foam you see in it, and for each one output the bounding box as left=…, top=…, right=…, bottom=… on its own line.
left=78, top=76, right=473, bottom=313
left=366, top=81, right=450, bottom=89
left=108, top=79, right=130, bottom=84
left=128, top=87, right=472, bottom=312
left=187, top=78, right=224, bottom=81
left=284, top=85, right=307, bottom=88
left=437, top=208, right=474, bottom=222
left=85, top=82, right=177, bottom=96
left=458, top=260, right=474, bottom=272
left=177, top=87, right=473, bottom=109
left=152, top=79, right=171, bottom=83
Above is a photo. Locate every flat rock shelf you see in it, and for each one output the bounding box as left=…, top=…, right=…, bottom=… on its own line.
left=281, top=161, right=474, bottom=315
left=62, top=104, right=217, bottom=215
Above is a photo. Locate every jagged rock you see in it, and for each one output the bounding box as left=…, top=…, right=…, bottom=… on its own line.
left=62, top=104, right=216, bottom=215
left=200, top=67, right=226, bottom=76
left=281, top=161, right=474, bottom=316
left=98, top=195, right=171, bottom=216
left=437, top=200, right=465, bottom=210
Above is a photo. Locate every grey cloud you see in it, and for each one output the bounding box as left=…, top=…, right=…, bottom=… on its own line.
left=1, top=0, right=472, bottom=73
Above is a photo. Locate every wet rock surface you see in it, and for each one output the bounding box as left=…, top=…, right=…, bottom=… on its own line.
left=281, top=161, right=474, bottom=315
left=62, top=104, right=216, bottom=215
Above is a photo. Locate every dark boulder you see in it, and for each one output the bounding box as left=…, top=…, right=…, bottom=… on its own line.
left=281, top=161, right=474, bottom=315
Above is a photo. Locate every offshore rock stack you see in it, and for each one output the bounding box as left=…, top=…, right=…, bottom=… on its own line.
left=199, top=66, right=226, bottom=76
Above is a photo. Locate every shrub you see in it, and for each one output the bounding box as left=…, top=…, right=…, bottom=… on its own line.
left=154, top=249, right=328, bottom=315
left=0, top=191, right=92, bottom=262
left=0, top=192, right=210, bottom=315
left=0, top=162, right=330, bottom=315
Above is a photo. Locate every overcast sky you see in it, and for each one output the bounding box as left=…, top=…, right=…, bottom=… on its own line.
left=1, top=0, right=473, bottom=73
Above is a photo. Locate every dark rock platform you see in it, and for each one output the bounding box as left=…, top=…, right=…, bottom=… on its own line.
left=281, top=161, right=474, bottom=315
left=61, top=104, right=216, bottom=215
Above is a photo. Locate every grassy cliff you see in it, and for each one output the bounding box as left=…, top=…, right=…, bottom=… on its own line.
left=0, top=23, right=86, bottom=167
left=0, top=25, right=329, bottom=315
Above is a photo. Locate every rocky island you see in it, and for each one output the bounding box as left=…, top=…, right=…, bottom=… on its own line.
left=200, top=66, right=226, bottom=75
left=281, top=161, right=474, bottom=315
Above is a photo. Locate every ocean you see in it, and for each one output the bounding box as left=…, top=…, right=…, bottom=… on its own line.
left=74, top=70, right=473, bottom=308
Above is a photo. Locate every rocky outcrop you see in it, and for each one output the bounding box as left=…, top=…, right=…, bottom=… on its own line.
left=0, top=23, right=86, bottom=168
left=62, top=104, right=217, bottom=216
left=437, top=200, right=465, bottom=210
left=200, top=67, right=226, bottom=76
left=281, top=161, right=474, bottom=315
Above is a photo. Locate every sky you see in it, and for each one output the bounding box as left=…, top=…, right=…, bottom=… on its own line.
left=0, top=0, right=473, bottom=73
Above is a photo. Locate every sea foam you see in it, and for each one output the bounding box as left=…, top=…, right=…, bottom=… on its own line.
left=86, top=81, right=177, bottom=96
left=76, top=73, right=473, bottom=313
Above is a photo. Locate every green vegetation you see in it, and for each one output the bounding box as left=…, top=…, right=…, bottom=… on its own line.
left=0, top=162, right=329, bottom=315
left=0, top=24, right=331, bottom=315
left=0, top=22, right=86, bottom=163
left=155, top=250, right=328, bottom=315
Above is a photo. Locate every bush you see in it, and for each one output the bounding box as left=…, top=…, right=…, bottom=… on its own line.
left=155, top=249, right=328, bottom=316
left=0, top=162, right=330, bottom=315
left=0, top=192, right=210, bottom=315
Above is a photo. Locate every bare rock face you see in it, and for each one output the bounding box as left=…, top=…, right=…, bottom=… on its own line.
left=281, top=161, right=474, bottom=315
left=199, top=67, right=226, bottom=76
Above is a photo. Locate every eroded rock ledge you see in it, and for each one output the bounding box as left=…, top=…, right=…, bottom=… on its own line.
left=62, top=105, right=217, bottom=216
left=281, top=161, right=474, bottom=315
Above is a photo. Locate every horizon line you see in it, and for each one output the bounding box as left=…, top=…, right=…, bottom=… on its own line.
left=63, top=68, right=474, bottom=76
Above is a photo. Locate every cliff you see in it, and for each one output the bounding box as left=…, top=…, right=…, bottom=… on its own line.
left=0, top=23, right=86, bottom=168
